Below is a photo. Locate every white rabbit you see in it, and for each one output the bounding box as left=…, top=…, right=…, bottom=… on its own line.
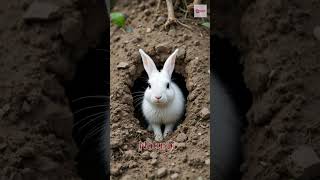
left=139, top=49, right=185, bottom=141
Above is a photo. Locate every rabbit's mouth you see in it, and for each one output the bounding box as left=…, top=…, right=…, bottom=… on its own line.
left=153, top=100, right=167, bottom=106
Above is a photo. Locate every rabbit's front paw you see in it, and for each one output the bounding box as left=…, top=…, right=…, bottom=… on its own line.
left=147, top=124, right=153, bottom=131
left=163, top=131, right=172, bottom=138
left=155, top=134, right=163, bottom=142
left=163, top=123, right=175, bottom=138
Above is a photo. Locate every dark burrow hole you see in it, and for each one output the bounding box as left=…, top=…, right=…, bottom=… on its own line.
left=131, top=67, right=189, bottom=136
left=64, top=32, right=109, bottom=180
left=212, top=34, right=252, bottom=180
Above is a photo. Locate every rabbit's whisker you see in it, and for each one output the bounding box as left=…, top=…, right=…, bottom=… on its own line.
left=73, top=111, right=106, bottom=127
left=72, top=96, right=109, bottom=103
left=73, top=105, right=108, bottom=115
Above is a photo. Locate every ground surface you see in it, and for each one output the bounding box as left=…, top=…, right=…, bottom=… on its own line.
left=216, top=0, right=320, bottom=180
left=0, top=0, right=105, bottom=179
left=110, top=0, right=210, bottom=179
left=2, top=0, right=319, bottom=179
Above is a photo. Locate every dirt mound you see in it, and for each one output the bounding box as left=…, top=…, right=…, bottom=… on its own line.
left=215, top=0, right=320, bottom=179
left=110, top=0, right=210, bottom=179
left=241, top=0, right=320, bottom=179
left=0, top=0, right=106, bottom=179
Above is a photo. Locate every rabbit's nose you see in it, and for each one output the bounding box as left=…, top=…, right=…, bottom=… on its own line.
left=155, top=96, right=162, bottom=100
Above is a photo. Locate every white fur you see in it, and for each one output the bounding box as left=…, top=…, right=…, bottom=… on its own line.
left=139, top=49, right=185, bottom=141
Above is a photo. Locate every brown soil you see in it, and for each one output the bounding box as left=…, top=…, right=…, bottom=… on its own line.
left=0, top=0, right=106, bottom=179
left=216, top=0, right=320, bottom=179
left=110, top=0, right=210, bottom=179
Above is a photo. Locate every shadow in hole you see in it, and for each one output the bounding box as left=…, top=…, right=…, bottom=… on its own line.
left=211, top=34, right=252, bottom=180
left=64, top=32, right=109, bottom=180
left=131, top=67, right=189, bottom=134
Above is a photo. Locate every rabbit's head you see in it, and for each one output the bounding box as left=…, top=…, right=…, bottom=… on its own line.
left=139, top=49, right=179, bottom=106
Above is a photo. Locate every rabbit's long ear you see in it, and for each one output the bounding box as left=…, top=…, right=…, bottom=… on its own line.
left=163, top=49, right=179, bottom=77
left=139, top=49, right=157, bottom=77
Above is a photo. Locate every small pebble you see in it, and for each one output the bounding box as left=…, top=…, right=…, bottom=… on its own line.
left=117, top=62, right=129, bottom=69
left=176, top=133, right=187, bottom=142
left=192, top=140, right=197, bottom=145
left=170, top=173, right=179, bottom=179
left=176, top=47, right=186, bottom=59
left=19, top=146, right=35, bottom=158
left=132, top=37, right=142, bottom=43
left=150, top=152, right=158, bottom=159
left=151, top=159, right=157, bottom=165
left=157, top=16, right=166, bottom=24
left=146, top=28, right=152, bottom=33
left=144, top=9, right=151, bottom=16
left=157, top=167, right=167, bottom=177
left=175, top=142, right=186, bottom=150
left=141, top=151, right=150, bottom=160
left=200, top=107, right=210, bottom=119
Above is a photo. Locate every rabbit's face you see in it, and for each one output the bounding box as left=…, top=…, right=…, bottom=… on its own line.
left=145, top=71, right=175, bottom=105
left=139, top=48, right=179, bottom=106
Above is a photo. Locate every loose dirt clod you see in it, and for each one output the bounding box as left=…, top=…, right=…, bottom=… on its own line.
left=19, top=146, right=35, bottom=158
left=157, top=167, right=167, bottom=177
left=151, top=159, right=158, bottom=165
left=23, top=2, right=60, bottom=21
left=289, top=146, right=320, bottom=178
left=176, top=46, right=186, bottom=59
left=176, top=133, right=187, bottom=142
left=170, top=173, right=179, bottom=179
left=175, top=142, right=186, bottom=150
left=200, top=107, right=210, bottom=120
left=141, top=151, right=151, bottom=160
left=117, top=62, right=130, bottom=69
left=150, top=152, right=158, bottom=159
left=155, top=42, right=170, bottom=53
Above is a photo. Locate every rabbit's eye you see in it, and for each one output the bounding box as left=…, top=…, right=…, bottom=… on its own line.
left=166, top=83, right=170, bottom=89
left=147, top=83, right=151, bottom=88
